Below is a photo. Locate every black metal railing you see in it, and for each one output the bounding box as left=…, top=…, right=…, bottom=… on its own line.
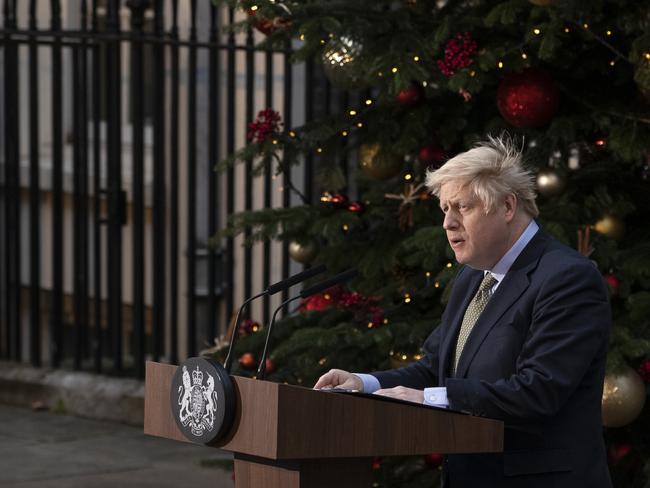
left=0, top=0, right=333, bottom=378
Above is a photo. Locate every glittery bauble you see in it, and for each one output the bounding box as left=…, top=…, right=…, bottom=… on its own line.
left=359, top=143, right=403, bottom=180
left=288, top=239, right=318, bottom=264
left=602, top=367, right=646, bottom=428
left=239, top=352, right=258, bottom=370
left=321, top=36, right=364, bottom=90
left=594, top=215, right=625, bottom=240
left=496, top=69, right=560, bottom=128
left=528, top=0, right=557, bottom=6
left=396, top=84, right=424, bottom=107
left=536, top=167, right=566, bottom=197
left=347, top=201, right=365, bottom=213
left=419, top=143, right=447, bottom=169
left=246, top=9, right=290, bottom=36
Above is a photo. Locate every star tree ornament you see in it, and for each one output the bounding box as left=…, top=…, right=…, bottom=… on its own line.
left=321, top=36, right=364, bottom=90
left=385, top=182, right=426, bottom=230
left=496, top=69, right=560, bottom=128
left=602, top=367, right=646, bottom=428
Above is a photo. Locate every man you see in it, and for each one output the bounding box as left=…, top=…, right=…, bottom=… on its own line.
left=314, top=135, right=612, bottom=487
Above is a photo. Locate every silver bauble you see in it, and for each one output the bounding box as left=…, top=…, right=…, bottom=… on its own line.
left=288, top=239, right=318, bottom=264
left=536, top=167, right=566, bottom=197
left=321, top=36, right=363, bottom=90
left=602, top=367, right=646, bottom=428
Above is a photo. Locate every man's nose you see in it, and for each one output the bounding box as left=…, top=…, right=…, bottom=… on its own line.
left=443, top=212, right=458, bottom=230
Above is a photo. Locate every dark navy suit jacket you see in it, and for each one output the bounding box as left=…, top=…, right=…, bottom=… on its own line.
left=373, top=230, right=612, bottom=488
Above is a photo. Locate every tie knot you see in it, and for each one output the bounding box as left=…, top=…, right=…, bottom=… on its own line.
left=478, top=273, right=497, bottom=297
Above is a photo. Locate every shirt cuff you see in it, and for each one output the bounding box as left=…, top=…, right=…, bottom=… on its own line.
left=353, top=373, right=381, bottom=393
left=424, top=387, right=449, bottom=407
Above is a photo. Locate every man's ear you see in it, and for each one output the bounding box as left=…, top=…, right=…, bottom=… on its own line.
left=504, top=193, right=517, bottom=222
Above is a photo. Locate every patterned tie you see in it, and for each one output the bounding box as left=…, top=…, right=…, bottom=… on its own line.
left=452, top=273, right=498, bottom=375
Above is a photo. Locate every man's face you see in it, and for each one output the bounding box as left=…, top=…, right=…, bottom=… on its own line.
left=439, top=181, right=511, bottom=270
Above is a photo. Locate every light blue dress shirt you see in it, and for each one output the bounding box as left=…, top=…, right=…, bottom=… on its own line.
left=355, top=220, right=540, bottom=406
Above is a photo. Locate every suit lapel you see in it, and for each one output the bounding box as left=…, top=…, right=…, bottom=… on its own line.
left=454, top=230, right=551, bottom=379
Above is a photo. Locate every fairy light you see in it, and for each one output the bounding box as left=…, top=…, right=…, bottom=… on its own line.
left=434, top=282, right=440, bottom=288
left=299, top=34, right=305, bottom=41
left=289, top=131, right=296, bottom=137
left=404, top=173, right=413, bottom=181
left=583, top=23, right=589, bottom=29
left=342, top=224, right=349, bottom=231
left=341, top=131, right=348, bottom=137
left=610, top=60, right=616, bottom=66
left=446, top=262, right=453, bottom=268
left=367, top=322, right=374, bottom=328
left=391, top=67, right=398, bottom=73
left=564, top=27, right=570, bottom=33
left=250, top=5, right=258, bottom=11
left=318, top=357, right=327, bottom=365
left=378, top=72, right=383, bottom=77
left=413, top=56, right=420, bottom=62
left=320, top=192, right=332, bottom=202
left=404, top=293, right=411, bottom=304
left=365, top=99, right=372, bottom=105
left=316, top=147, right=323, bottom=153
left=469, top=70, right=476, bottom=77
left=383, top=318, right=389, bottom=325
left=498, top=61, right=504, bottom=69
left=272, top=139, right=278, bottom=145
left=606, top=30, right=612, bottom=36
left=521, top=53, right=528, bottom=60
left=533, top=28, right=541, bottom=35
left=425, top=271, right=431, bottom=277
left=401, top=354, right=408, bottom=360
left=645, top=53, right=650, bottom=60
left=595, top=138, right=606, bottom=147
left=357, top=122, right=363, bottom=128
left=320, top=39, right=325, bottom=45
left=349, top=109, right=357, bottom=116
left=252, top=324, right=259, bottom=332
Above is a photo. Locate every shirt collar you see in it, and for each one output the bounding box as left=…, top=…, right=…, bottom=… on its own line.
left=487, top=220, right=539, bottom=284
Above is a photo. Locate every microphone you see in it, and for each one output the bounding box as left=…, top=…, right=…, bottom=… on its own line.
left=256, top=268, right=358, bottom=380
left=223, top=264, right=327, bottom=373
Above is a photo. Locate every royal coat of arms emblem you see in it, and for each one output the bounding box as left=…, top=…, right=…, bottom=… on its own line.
left=177, top=365, right=218, bottom=436
left=170, top=357, right=235, bottom=444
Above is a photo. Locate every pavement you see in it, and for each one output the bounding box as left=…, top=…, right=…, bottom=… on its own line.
left=0, top=404, right=234, bottom=488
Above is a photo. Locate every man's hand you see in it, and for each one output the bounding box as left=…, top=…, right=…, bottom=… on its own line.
left=314, top=369, right=363, bottom=391
left=375, top=386, right=424, bottom=404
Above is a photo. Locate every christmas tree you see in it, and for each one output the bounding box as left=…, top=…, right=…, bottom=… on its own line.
left=213, top=0, right=650, bottom=485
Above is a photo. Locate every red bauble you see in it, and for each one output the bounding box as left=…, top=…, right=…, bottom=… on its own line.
left=496, top=68, right=560, bottom=128
left=604, top=274, right=620, bottom=295
left=330, top=193, right=348, bottom=207
left=419, top=143, right=447, bottom=169
left=424, top=452, right=443, bottom=468
left=240, top=318, right=261, bottom=336
left=372, top=457, right=382, bottom=470
left=396, top=84, right=424, bottom=107
left=608, top=444, right=632, bottom=465
left=264, top=358, right=276, bottom=375
left=246, top=10, right=290, bottom=36
left=347, top=201, right=365, bottom=213
left=239, top=352, right=258, bottom=370
left=638, top=360, right=650, bottom=383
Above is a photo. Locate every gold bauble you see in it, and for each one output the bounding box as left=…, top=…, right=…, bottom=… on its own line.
left=359, top=143, right=403, bottom=181
left=602, top=367, right=646, bottom=428
left=536, top=167, right=566, bottom=197
left=528, top=0, right=557, bottom=5
left=593, top=215, right=625, bottom=240
left=288, top=239, right=318, bottom=264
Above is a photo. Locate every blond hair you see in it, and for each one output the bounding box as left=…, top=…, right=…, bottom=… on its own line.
left=425, top=134, right=539, bottom=218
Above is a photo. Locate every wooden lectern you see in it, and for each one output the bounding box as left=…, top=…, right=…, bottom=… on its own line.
left=144, top=361, right=503, bottom=488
